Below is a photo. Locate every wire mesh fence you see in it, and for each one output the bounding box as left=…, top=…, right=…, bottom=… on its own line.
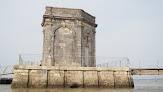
left=19, top=54, right=42, bottom=66
left=18, top=54, right=163, bottom=68
left=96, top=57, right=129, bottom=67
left=0, top=55, right=162, bottom=75
left=0, top=65, right=14, bottom=75
left=127, top=57, right=163, bottom=68
left=19, top=54, right=129, bottom=67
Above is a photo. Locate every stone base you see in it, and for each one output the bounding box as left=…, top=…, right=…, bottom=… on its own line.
left=11, top=65, right=134, bottom=88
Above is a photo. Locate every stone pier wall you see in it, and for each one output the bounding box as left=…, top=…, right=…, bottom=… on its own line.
left=11, top=65, right=134, bottom=88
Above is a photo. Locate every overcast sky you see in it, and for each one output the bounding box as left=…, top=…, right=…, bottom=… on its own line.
left=0, top=0, right=163, bottom=68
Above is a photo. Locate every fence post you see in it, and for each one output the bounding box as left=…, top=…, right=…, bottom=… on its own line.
left=120, top=60, right=121, bottom=67
left=127, top=57, right=129, bottom=67
left=19, top=54, right=22, bottom=65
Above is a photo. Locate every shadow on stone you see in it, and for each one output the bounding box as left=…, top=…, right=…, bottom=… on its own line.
left=70, top=84, right=79, bottom=88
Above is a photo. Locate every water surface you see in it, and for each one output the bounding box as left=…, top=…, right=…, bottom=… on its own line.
left=1, top=80, right=163, bottom=92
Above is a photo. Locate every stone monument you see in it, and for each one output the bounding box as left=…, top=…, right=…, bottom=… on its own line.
left=41, top=6, right=97, bottom=67
left=11, top=6, right=134, bottom=88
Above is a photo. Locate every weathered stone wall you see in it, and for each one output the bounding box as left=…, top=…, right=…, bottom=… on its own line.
left=48, top=70, right=64, bottom=88
left=11, top=70, right=28, bottom=88
left=65, top=71, right=83, bottom=88
left=41, top=6, right=97, bottom=67
left=12, top=65, right=134, bottom=88
left=84, top=71, right=98, bottom=88
left=81, top=22, right=96, bottom=67
left=98, top=71, right=114, bottom=87
left=28, top=70, right=47, bottom=88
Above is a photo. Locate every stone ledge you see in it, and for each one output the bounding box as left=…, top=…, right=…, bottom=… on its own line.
left=14, top=65, right=130, bottom=71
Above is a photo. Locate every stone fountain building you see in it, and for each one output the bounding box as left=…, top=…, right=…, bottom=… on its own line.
left=41, top=6, right=97, bottom=67
left=11, top=6, right=134, bottom=88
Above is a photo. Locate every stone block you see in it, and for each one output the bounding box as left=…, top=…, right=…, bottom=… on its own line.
left=114, top=71, right=130, bottom=88
left=98, top=71, right=114, bottom=88
left=84, top=71, right=98, bottom=88
left=65, top=71, right=83, bottom=88
left=28, top=70, right=47, bottom=88
left=48, top=70, right=64, bottom=88
left=11, top=69, right=29, bottom=88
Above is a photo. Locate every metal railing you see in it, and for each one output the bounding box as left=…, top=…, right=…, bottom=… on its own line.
left=19, top=54, right=129, bottom=67
left=0, top=54, right=162, bottom=75
left=0, top=65, right=14, bottom=75
left=19, top=54, right=42, bottom=66
left=96, top=57, right=129, bottom=67
left=126, top=57, right=163, bottom=68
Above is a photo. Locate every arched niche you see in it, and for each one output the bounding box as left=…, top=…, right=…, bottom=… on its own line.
left=53, top=27, right=77, bottom=66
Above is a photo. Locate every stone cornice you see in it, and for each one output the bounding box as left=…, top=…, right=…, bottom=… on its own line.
left=41, top=15, right=98, bottom=27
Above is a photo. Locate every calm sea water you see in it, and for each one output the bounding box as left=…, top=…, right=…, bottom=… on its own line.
left=1, top=80, right=163, bottom=92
